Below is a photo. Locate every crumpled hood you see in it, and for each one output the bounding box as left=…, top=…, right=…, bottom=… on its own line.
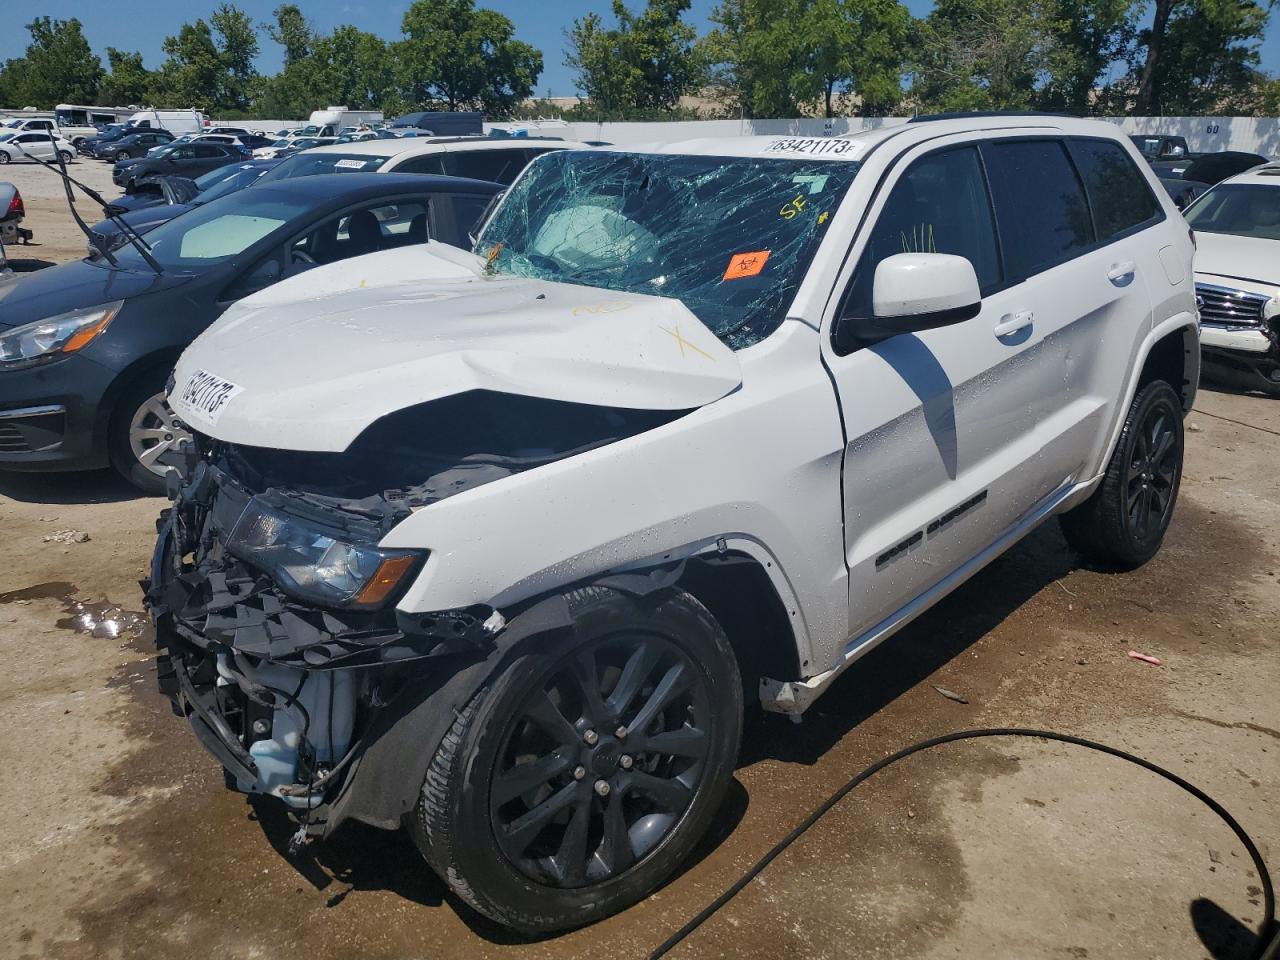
left=1193, top=231, right=1280, bottom=289
left=170, top=241, right=742, bottom=452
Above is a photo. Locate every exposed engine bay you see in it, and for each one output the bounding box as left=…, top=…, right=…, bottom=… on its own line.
left=144, top=390, right=687, bottom=823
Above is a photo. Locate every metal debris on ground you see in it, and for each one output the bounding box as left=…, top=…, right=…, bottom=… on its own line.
left=932, top=684, right=970, bottom=704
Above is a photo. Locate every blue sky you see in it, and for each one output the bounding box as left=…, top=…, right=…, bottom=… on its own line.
left=2, top=0, right=1277, bottom=100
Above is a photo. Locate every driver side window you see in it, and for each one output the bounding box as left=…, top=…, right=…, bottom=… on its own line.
left=835, top=146, right=1001, bottom=353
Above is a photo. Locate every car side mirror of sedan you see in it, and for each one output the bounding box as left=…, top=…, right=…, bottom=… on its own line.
left=865, top=253, right=982, bottom=340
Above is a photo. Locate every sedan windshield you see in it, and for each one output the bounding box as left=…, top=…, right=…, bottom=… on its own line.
left=260, top=151, right=392, bottom=181
left=111, top=189, right=311, bottom=270
left=1185, top=183, right=1280, bottom=241
left=476, top=150, right=860, bottom=349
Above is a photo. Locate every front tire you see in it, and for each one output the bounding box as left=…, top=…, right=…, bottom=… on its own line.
left=116, top=150, right=130, bottom=160
left=107, top=374, right=192, bottom=495
left=1059, top=379, right=1184, bottom=568
left=58, top=150, right=72, bottom=163
left=0, top=152, right=9, bottom=165
left=410, top=586, right=743, bottom=933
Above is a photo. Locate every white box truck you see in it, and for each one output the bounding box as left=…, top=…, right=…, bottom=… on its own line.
left=125, top=109, right=207, bottom=135
left=303, top=106, right=384, bottom=138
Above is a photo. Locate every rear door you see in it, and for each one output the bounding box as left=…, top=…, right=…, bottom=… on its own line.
left=15, top=134, right=54, bottom=160
left=979, top=137, right=1160, bottom=490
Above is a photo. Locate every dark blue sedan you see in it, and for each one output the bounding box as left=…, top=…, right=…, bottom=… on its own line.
left=0, top=173, right=501, bottom=492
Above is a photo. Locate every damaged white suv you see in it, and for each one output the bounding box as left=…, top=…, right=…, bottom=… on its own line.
left=147, top=116, right=1198, bottom=932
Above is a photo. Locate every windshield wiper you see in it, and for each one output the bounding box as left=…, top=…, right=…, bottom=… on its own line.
left=16, top=145, right=165, bottom=276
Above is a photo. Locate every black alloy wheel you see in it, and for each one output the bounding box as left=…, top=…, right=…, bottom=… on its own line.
left=491, top=631, right=712, bottom=888
left=1059, top=378, right=1184, bottom=567
left=1123, top=398, right=1178, bottom=541
left=411, top=586, right=743, bottom=933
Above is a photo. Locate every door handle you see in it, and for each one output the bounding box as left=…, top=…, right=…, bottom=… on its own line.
left=994, top=310, right=1034, bottom=338
left=1107, top=260, right=1136, bottom=285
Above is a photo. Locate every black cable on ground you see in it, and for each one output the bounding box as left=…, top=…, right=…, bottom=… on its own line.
left=650, top=728, right=1277, bottom=960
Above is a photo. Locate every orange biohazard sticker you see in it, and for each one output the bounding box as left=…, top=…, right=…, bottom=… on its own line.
left=723, top=250, right=770, bottom=280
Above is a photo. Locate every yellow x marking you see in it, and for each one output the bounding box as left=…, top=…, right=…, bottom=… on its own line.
left=660, top=324, right=715, bottom=361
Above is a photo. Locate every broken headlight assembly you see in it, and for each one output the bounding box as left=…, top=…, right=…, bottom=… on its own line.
left=0, top=300, right=123, bottom=370
left=224, top=497, right=422, bottom=610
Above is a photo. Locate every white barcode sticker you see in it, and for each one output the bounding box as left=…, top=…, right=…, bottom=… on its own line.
left=178, top=369, right=243, bottom=424
left=334, top=158, right=367, bottom=169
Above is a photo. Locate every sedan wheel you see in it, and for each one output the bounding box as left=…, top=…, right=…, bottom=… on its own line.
left=116, top=151, right=130, bottom=160
left=0, top=152, right=9, bottom=165
left=129, top=392, right=192, bottom=480
left=109, top=378, right=193, bottom=494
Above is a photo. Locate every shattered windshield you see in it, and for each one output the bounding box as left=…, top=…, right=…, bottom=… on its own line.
left=476, top=150, right=860, bottom=349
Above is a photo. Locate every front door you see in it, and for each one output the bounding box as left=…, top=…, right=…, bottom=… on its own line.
left=822, top=143, right=1052, bottom=642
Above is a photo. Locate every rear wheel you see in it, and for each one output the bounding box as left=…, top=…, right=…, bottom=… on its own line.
left=108, top=374, right=192, bottom=495
left=411, top=586, right=743, bottom=933
left=1059, top=379, right=1184, bottom=568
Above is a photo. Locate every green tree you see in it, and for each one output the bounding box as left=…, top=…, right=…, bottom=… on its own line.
left=98, top=49, right=155, bottom=106
left=703, top=0, right=908, bottom=118
left=910, top=0, right=1049, bottom=111
left=154, top=20, right=225, bottom=111
left=1, top=17, right=103, bottom=108
left=211, top=3, right=260, bottom=110
left=153, top=7, right=259, bottom=113
left=1036, top=0, right=1135, bottom=114
left=566, top=0, right=706, bottom=116
left=1131, top=0, right=1271, bottom=113
left=395, top=0, right=543, bottom=116
left=266, top=3, right=313, bottom=68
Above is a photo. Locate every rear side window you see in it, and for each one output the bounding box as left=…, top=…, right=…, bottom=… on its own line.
left=842, top=146, right=1001, bottom=321
left=1066, top=138, right=1161, bottom=241
left=444, top=149, right=525, bottom=184
left=981, top=140, right=1094, bottom=280
left=394, top=153, right=447, bottom=175
left=195, top=145, right=222, bottom=158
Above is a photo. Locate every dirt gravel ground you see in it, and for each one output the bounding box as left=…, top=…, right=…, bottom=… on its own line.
left=1, top=157, right=116, bottom=268
left=0, top=158, right=1277, bottom=959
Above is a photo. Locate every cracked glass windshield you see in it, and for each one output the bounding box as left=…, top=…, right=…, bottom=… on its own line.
left=476, top=149, right=860, bottom=349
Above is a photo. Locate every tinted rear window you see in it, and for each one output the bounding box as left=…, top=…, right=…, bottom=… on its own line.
left=1067, top=139, right=1160, bottom=240
left=982, top=140, right=1094, bottom=279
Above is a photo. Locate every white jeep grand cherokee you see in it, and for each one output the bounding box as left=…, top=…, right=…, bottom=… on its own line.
left=147, top=115, right=1198, bottom=932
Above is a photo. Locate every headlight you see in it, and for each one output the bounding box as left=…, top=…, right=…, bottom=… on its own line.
left=0, top=301, right=123, bottom=370
left=1264, top=297, right=1279, bottom=321
left=225, top=498, right=422, bottom=610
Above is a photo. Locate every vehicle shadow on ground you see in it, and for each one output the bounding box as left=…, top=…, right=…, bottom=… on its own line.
left=250, top=776, right=751, bottom=945
left=739, top=521, right=1076, bottom=768
left=0, top=468, right=145, bottom=504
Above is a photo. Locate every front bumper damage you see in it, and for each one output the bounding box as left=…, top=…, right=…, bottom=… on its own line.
left=144, top=451, right=504, bottom=835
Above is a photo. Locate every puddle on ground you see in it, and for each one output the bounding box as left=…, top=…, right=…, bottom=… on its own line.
left=0, top=580, right=149, bottom=643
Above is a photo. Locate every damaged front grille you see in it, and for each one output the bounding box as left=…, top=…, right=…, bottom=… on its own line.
left=147, top=454, right=499, bottom=670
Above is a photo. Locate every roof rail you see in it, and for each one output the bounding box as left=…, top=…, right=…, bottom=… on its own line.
left=907, top=110, right=1076, bottom=123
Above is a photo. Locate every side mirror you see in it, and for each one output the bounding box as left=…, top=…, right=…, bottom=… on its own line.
left=866, top=253, right=981, bottom=339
